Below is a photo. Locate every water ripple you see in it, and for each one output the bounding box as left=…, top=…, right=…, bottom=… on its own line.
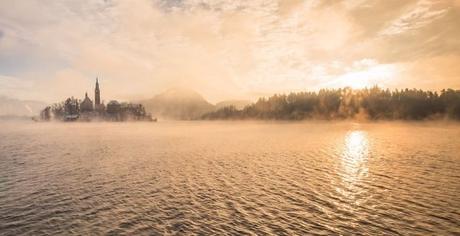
left=1, top=121, right=459, bottom=235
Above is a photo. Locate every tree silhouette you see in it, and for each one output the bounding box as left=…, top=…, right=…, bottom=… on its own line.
left=202, top=87, right=460, bottom=120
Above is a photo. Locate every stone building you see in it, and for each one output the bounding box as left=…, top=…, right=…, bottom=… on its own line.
left=80, top=92, right=93, bottom=112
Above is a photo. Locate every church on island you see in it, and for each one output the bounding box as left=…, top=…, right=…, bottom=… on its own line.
left=39, top=78, right=155, bottom=122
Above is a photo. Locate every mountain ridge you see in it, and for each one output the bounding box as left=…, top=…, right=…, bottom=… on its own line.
left=141, top=88, right=214, bottom=120
left=0, top=96, right=47, bottom=117
left=141, top=88, right=251, bottom=120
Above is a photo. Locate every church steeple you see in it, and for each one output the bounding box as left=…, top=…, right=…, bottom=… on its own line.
left=95, top=77, right=101, bottom=106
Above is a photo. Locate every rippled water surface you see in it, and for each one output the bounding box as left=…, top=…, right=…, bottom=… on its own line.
left=1, top=121, right=460, bottom=235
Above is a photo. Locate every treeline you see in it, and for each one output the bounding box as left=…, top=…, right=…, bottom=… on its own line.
left=202, top=87, right=460, bottom=120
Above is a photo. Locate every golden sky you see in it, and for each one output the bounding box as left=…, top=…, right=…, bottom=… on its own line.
left=0, top=0, right=459, bottom=102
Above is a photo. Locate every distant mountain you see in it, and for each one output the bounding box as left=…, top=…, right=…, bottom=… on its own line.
left=141, top=88, right=215, bottom=120
left=216, top=100, right=252, bottom=110
left=0, top=96, right=47, bottom=116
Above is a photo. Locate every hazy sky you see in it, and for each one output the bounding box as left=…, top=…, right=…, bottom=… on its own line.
left=0, top=0, right=459, bottom=103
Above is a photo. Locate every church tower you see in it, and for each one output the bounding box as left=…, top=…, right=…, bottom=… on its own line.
left=95, top=77, right=101, bottom=106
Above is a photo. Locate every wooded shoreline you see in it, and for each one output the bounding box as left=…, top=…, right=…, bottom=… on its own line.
left=202, top=87, right=460, bottom=121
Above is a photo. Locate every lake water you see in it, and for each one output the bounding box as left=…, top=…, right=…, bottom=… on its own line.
left=1, top=121, right=459, bottom=235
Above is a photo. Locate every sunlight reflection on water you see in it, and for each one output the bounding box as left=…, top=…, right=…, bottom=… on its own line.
left=339, top=130, right=370, bottom=202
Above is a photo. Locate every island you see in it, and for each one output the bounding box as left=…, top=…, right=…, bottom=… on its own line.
left=37, top=78, right=156, bottom=122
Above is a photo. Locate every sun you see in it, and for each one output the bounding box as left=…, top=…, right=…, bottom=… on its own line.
left=334, top=64, right=398, bottom=89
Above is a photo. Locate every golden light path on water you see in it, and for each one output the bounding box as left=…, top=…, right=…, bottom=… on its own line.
left=339, top=130, right=370, bottom=203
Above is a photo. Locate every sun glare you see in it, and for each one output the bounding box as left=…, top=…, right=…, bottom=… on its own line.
left=335, top=64, right=398, bottom=89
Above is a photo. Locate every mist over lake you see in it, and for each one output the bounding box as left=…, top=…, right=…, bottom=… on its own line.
left=1, top=121, right=459, bottom=235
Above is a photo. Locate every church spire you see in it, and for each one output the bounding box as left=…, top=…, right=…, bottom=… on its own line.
left=95, top=77, right=101, bottom=106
